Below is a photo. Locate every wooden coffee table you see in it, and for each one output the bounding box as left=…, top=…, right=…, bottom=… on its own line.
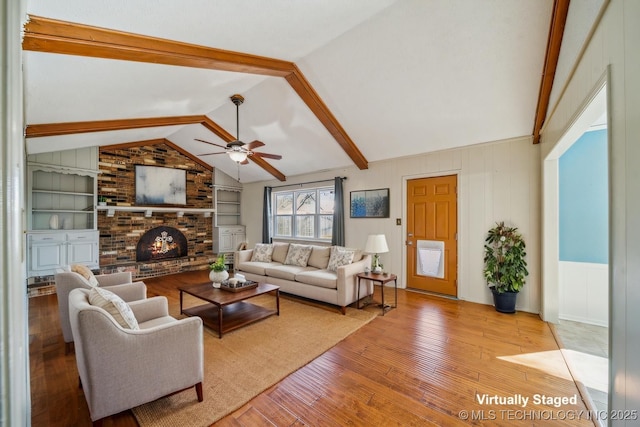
left=179, top=282, right=279, bottom=338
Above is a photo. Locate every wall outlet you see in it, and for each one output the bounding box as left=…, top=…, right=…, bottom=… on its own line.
left=396, top=218, right=401, bottom=225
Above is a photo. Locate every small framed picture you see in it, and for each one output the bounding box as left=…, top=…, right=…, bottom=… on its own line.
left=350, top=188, right=389, bottom=218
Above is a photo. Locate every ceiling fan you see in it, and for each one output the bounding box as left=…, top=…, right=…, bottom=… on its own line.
left=196, top=94, right=282, bottom=164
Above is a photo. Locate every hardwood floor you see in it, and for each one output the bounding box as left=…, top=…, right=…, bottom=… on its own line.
left=30, top=270, right=594, bottom=426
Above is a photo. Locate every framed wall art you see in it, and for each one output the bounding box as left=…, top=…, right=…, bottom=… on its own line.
left=350, top=188, right=389, bottom=218
left=135, top=165, right=186, bottom=205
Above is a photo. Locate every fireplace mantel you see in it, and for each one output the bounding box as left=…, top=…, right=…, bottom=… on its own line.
left=97, top=205, right=215, bottom=218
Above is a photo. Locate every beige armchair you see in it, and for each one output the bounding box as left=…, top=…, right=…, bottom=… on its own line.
left=68, top=288, right=204, bottom=426
left=55, top=271, right=146, bottom=353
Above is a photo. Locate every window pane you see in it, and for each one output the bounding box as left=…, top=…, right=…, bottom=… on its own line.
left=276, top=193, right=293, bottom=214
left=275, top=216, right=292, bottom=236
left=319, top=188, right=334, bottom=214
left=296, top=191, right=316, bottom=214
left=295, top=215, right=314, bottom=238
left=319, top=215, right=333, bottom=240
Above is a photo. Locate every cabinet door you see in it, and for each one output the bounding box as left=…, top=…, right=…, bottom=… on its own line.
left=67, top=231, right=99, bottom=267
left=219, top=232, right=234, bottom=252
left=29, top=234, right=66, bottom=272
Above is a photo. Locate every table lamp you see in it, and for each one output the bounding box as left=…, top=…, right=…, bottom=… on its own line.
left=365, top=234, right=389, bottom=274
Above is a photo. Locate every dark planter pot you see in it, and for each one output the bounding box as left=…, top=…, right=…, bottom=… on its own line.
left=490, top=288, right=518, bottom=314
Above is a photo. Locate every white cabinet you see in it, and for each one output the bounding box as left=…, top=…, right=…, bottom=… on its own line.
left=27, top=231, right=99, bottom=277
left=213, top=226, right=246, bottom=253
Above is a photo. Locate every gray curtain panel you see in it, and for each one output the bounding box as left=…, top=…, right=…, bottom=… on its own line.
left=262, top=186, right=272, bottom=243
left=332, top=177, right=345, bottom=246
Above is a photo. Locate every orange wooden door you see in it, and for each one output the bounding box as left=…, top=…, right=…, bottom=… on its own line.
left=406, top=175, right=458, bottom=296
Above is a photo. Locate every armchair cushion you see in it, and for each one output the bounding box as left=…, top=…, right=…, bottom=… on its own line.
left=88, top=287, right=139, bottom=330
left=71, top=264, right=98, bottom=286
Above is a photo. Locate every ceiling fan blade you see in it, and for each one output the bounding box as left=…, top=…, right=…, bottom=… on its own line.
left=240, top=159, right=250, bottom=165
left=246, top=140, right=265, bottom=150
left=252, top=152, right=282, bottom=160
left=197, top=151, right=227, bottom=157
left=195, top=138, right=228, bottom=149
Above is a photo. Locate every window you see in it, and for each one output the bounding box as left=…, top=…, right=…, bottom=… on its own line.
left=273, top=186, right=334, bottom=240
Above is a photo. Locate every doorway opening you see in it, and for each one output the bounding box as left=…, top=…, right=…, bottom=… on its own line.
left=542, top=78, right=609, bottom=417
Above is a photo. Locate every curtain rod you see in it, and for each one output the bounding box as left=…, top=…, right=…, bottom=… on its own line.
left=268, top=176, right=347, bottom=189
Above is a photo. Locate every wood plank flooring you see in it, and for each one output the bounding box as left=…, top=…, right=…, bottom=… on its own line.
left=29, top=270, right=594, bottom=426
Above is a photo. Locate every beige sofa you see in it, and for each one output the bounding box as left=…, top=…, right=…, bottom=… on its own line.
left=235, top=242, right=372, bottom=314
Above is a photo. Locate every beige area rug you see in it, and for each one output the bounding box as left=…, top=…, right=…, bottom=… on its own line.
left=132, top=295, right=377, bottom=427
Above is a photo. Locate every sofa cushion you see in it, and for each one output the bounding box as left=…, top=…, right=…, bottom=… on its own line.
left=251, top=243, right=274, bottom=262
left=284, top=244, right=313, bottom=267
left=71, top=264, right=99, bottom=287
left=271, top=242, right=290, bottom=263
left=265, top=264, right=315, bottom=281
left=295, top=270, right=338, bottom=289
left=307, top=246, right=331, bottom=269
left=327, top=246, right=355, bottom=271
left=236, top=261, right=279, bottom=276
left=88, top=287, right=139, bottom=330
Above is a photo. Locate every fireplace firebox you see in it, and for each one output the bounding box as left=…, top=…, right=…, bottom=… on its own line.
left=136, top=226, right=188, bottom=262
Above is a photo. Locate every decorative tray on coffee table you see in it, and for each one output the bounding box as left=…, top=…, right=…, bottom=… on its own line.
left=219, top=280, right=258, bottom=292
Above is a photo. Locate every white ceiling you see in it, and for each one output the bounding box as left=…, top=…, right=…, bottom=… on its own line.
left=23, top=0, right=554, bottom=183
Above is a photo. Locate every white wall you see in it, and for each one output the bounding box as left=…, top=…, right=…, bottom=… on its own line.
left=559, top=261, right=608, bottom=326
left=242, top=136, right=541, bottom=313
left=540, top=0, right=640, bottom=418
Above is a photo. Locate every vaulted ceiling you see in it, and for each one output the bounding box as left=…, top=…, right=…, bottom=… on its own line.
left=23, top=0, right=559, bottom=183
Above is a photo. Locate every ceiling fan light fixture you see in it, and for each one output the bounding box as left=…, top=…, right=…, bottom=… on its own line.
left=228, top=150, right=248, bottom=163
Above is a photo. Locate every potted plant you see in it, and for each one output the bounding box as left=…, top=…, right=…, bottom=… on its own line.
left=209, top=254, right=229, bottom=287
left=483, top=221, right=528, bottom=313
left=98, top=196, right=107, bottom=206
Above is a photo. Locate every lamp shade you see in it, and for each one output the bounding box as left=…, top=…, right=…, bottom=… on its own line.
left=228, top=150, right=248, bottom=163
left=364, top=234, right=389, bottom=254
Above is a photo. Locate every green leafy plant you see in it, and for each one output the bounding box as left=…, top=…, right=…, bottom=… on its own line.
left=209, top=254, right=227, bottom=272
left=483, top=221, right=528, bottom=293
left=98, top=196, right=107, bottom=203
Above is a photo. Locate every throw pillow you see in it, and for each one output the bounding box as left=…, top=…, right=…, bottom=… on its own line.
left=71, top=264, right=99, bottom=287
left=251, top=243, right=274, bottom=262
left=327, top=246, right=355, bottom=271
left=88, top=287, right=140, bottom=330
left=284, top=244, right=313, bottom=267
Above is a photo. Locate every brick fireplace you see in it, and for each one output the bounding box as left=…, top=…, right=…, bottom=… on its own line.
left=98, top=142, right=215, bottom=279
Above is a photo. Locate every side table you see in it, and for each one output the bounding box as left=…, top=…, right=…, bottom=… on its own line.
left=357, top=272, right=398, bottom=315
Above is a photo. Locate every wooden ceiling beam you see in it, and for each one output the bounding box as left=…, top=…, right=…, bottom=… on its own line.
left=200, top=117, right=236, bottom=142
left=22, top=15, right=369, bottom=171
left=532, top=0, right=570, bottom=144
left=286, top=65, right=368, bottom=170
left=248, top=156, right=286, bottom=182
left=23, top=16, right=292, bottom=77
left=25, top=115, right=204, bottom=138
left=26, top=115, right=286, bottom=180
